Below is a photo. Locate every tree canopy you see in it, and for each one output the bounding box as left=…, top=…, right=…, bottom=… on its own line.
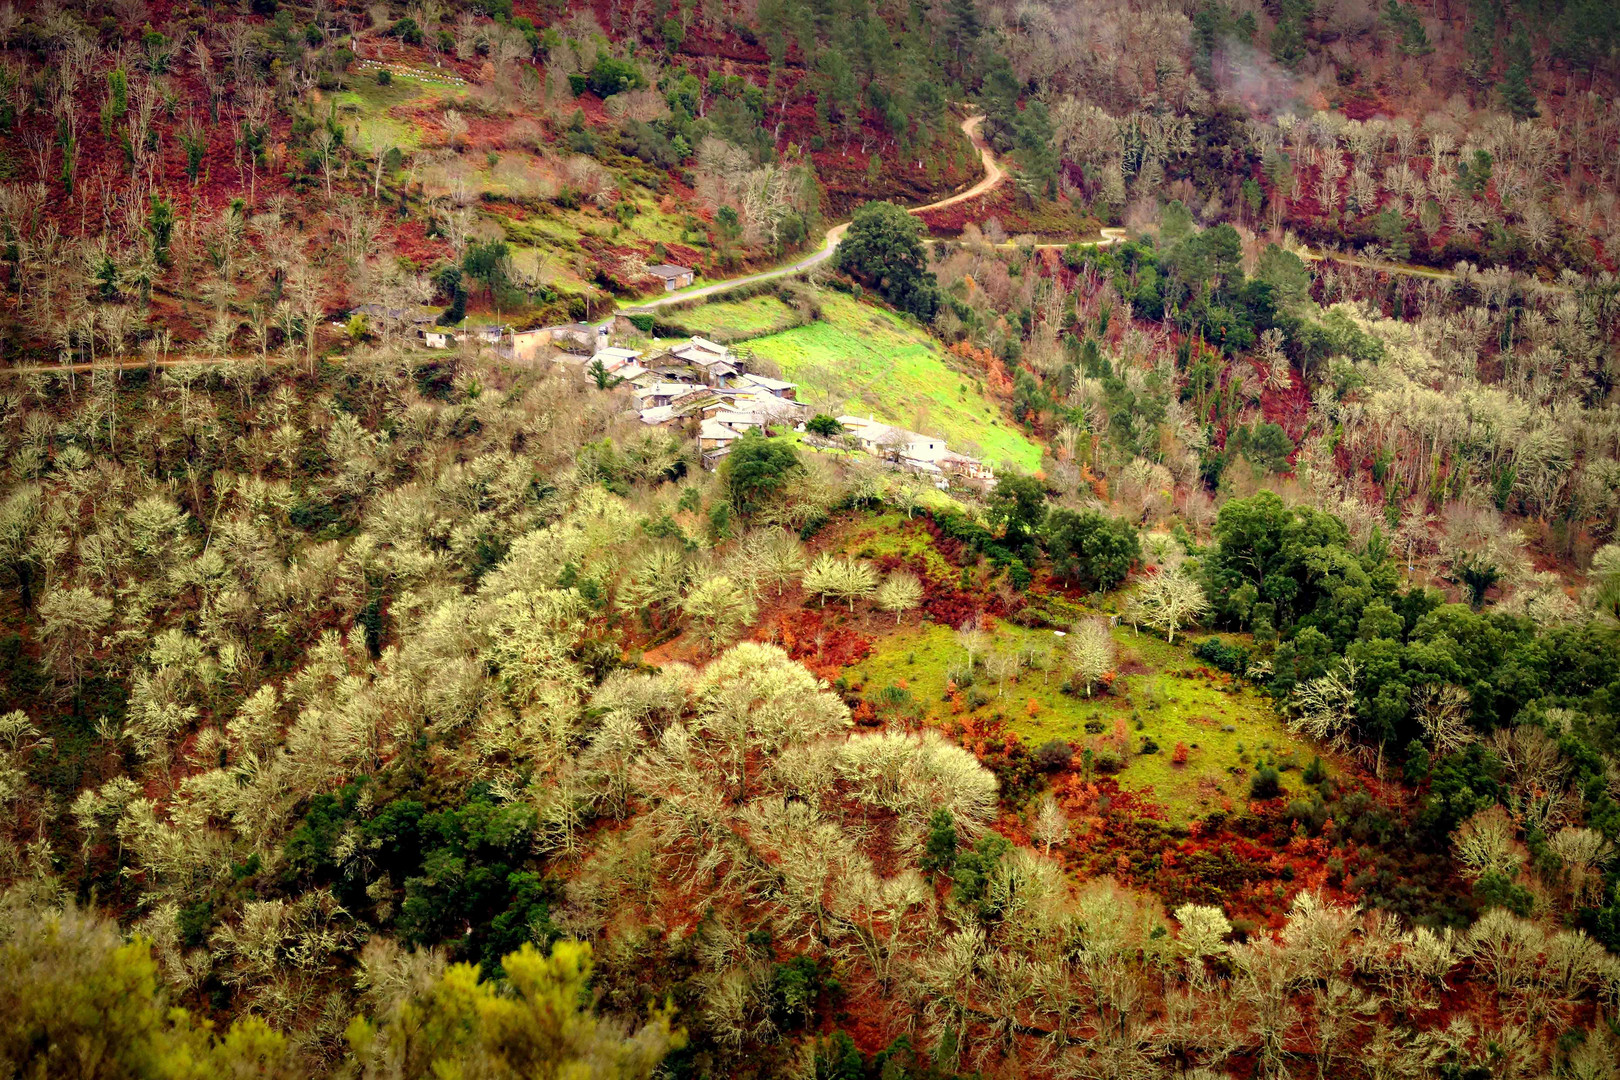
left=834, top=201, right=940, bottom=320
left=1042, top=509, right=1141, bottom=592
left=721, top=432, right=802, bottom=518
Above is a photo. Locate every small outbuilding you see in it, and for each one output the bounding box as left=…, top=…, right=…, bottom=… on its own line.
left=647, top=264, right=695, bottom=292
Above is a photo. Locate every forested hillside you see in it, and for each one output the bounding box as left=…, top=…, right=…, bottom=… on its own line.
left=3, top=0, right=1620, bottom=1077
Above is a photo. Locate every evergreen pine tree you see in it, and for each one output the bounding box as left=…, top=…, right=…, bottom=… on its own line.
left=1464, top=0, right=1499, bottom=89
left=944, top=0, right=980, bottom=84
left=1497, top=27, right=1539, bottom=119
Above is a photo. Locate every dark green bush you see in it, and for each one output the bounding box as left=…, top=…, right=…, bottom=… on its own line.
left=1193, top=636, right=1250, bottom=675
left=1250, top=765, right=1282, bottom=800
left=1033, top=739, right=1073, bottom=771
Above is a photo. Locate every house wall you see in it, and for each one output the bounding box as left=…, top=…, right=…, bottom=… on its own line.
left=511, top=330, right=549, bottom=359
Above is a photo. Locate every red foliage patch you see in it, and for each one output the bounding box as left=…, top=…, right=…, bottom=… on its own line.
left=941, top=713, right=1040, bottom=802
left=1259, top=362, right=1312, bottom=446
left=388, top=217, right=453, bottom=267
left=756, top=608, right=871, bottom=683
left=1045, top=765, right=1448, bottom=926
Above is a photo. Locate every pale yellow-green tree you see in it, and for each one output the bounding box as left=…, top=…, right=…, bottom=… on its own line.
left=1065, top=619, right=1114, bottom=697
left=0, top=484, right=46, bottom=609
left=0, top=902, right=298, bottom=1080
left=345, top=939, right=682, bottom=1080
left=1030, top=792, right=1070, bottom=855
left=801, top=554, right=877, bottom=610
left=1125, top=566, right=1208, bottom=646
left=37, top=585, right=112, bottom=690
left=735, top=527, right=806, bottom=597
left=1452, top=804, right=1521, bottom=881
left=829, top=559, right=879, bottom=611
left=1173, top=903, right=1233, bottom=964
left=800, top=552, right=841, bottom=607
left=681, top=575, right=757, bottom=654
left=616, top=547, right=691, bottom=629
left=875, top=571, right=923, bottom=624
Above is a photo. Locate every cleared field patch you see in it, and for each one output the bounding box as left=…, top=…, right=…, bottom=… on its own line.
left=715, top=291, right=1041, bottom=472
left=668, top=295, right=804, bottom=339
left=621, top=198, right=699, bottom=247
left=846, top=617, right=1327, bottom=819
left=333, top=73, right=458, bottom=152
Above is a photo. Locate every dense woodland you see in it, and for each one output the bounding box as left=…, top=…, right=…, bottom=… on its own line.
left=3, top=0, right=1620, bottom=1078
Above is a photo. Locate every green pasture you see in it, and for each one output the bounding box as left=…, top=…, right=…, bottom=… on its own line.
left=699, top=291, right=1041, bottom=472
left=844, top=610, right=1327, bottom=819
left=666, top=295, right=803, bottom=338
left=333, top=72, right=458, bottom=152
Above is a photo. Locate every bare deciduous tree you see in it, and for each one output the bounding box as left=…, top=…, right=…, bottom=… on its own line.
left=1030, top=793, right=1069, bottom=855
left=875, top=572, right=923, bottom=624
left=1125, top=566, right=1208, bottom=645
left=1065, top=619, right=1115, bottom=697
left=681, top=575, right=757, bottom=654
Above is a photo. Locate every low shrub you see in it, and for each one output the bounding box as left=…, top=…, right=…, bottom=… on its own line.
left=1193, top=637, right=1250, bottom=675
left=1303, top=755, right=1327, bottom=784
left=1033, top=739, right=1073, bottom=772
left=1250, top=765, right=1282, bottom=800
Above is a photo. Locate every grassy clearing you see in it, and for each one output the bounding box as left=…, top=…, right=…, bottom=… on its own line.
left=701, top=291, right=1041, bottom=472
left=333, top=74, right=457, bottom=151
left=622, top=199, right=697, bottom=247
left=479, top=163, right=689, bottom=242
left=845, top=615, right=1328, bottom=819
left=827, top=511, right=963, bottom=578
left=667, top=295, right=803, bottom=339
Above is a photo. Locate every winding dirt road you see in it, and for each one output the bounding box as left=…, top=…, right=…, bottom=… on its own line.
left=1294, top=247, right=1568, bottom=293
left=613, top=116, right=1151, bottom=321
left=616, top=114, right=1536, bottom=307
left=614, top=113, right=1016, bottom=318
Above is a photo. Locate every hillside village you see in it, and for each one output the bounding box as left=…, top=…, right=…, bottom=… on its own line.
left=591, top=332, right=996, bottom=480
left=371, top=296, right=997, bottom=482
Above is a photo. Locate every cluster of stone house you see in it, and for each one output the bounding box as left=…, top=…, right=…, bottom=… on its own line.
left=831, top=416, right=994, bottom=482
left=588, top=336, right=807, bottom=470
left=369, top=303, right=994, bottom=485
left=348, top=305, right=603, bottom=360
left=584, top=338, right=993, bottom=484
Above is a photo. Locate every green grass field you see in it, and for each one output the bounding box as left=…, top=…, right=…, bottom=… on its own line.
left=334, top=73, right=458, bottom=152
left=666, top=295, right=804, bottom=339
left=845, top=615, right=1327, bottom=819
left=688, top=291, right=1042, bottom=472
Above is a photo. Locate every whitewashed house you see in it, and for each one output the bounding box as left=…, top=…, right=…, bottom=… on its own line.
left=835, top=416, right=993, bottom=483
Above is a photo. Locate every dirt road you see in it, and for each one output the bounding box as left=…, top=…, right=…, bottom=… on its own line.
left=613, top=113, right=1011, bottom=319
